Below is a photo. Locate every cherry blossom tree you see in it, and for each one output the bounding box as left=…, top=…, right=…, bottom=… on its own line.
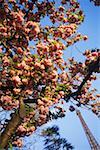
left=0, top=0, right=99, bottom=149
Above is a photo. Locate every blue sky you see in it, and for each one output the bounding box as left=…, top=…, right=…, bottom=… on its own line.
left=21, top=1, right=100, bottom=149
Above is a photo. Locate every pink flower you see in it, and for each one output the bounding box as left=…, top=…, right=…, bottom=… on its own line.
left=61, top=72, right=67, bottom=80
left=13, top=88, right=21, bottom=94
left=59, top=91, right=64, bottom=97
left=3, top=56, right=10, bottom=66
left=0, top=82, right=2, bottom=87
left=13, top=139, right=23, bottom=148
left=0, top=47, right=2, bottom=53
left=44, top=58, right=52, bottom=66
left=17, top=61, right=27, bottom=69
left=40, top=64, right=45, bottom=70
left=91, top=52, right=98, bottom=57
left=52, top=70, right=58, bottom=78
left=1, top=95, right=12, bottom=103
left=10, top=70, right=15, bottom=76
left=12, top=76, right=21, bottom=84
left=34, top=62, right=40, bottom=68
left=17, top=125, right=26, bottom=132
left=0, top=27, right=7, bottom=33
left=29, top=126, right=35, bottom=132
left=22, top=78, right=28, bottom=84
left=15, top=12, right=24, bottom=23
left=34, top=26, right=40, bottom=34
left=17, top=47, right=23, bottom=54
left=38, top=99, right=44, bottom=105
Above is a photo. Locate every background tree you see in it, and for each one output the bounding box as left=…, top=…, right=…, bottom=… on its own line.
left=0, top=0, right=99, bottom=149
left=42, top=125, right=74, bottom=150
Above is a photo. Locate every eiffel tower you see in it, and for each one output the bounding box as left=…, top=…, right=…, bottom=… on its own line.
left=76, top=110, right=100, bottom=150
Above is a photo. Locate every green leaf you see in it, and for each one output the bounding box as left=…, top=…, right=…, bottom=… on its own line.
left=9, top=142, right=13, bottom=150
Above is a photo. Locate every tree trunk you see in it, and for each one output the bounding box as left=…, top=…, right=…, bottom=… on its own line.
left=0, top=112, right=21, bottom=149
left=0, top=98, right=26, bottom=149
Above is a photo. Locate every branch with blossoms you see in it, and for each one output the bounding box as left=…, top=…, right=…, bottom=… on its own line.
left=23, top=50, right=100, bottom=114
left=65, top=50, right=100, bottom=113
left=67, top=55, right=99, bottom=98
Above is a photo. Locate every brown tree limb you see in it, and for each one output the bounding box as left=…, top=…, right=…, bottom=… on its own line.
left=0, top=97, right=26, bottom=149
left=0, top=112, right=21, bottom=149
left=66, top=57, right=99, bottom=102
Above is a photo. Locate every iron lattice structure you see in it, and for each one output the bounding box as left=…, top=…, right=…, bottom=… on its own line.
left=76, top=110, right=100, bottom=150
left=90, top=0, right=100, bottom=6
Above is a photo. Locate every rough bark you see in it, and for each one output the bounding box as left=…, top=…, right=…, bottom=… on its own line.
left=0, top=98, right=26, bottom=149
left=0, top=112, right=21, bottom=149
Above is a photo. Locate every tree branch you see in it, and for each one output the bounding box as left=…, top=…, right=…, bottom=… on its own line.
left=65, top=57, right=99, bottom=101
left=0, top=97, right=26, bottom=149
left=0, top=112, right=21, bottom=149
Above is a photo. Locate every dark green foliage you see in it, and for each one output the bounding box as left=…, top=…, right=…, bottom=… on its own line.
left=42, top=126, right=74, bottom=150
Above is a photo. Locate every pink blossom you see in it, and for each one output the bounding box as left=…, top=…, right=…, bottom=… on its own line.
left=1, top=95, right=12, bottom=103
left=12, top=76, right=21, bottom=84
left=59, top=91, right=64, bottom=97
left=22, top=78, right=28, bottom=84
left=17, top=125, right=26, bottom=132
left=13, top=88, right=21, bottom=94
left=44, top=58, right=52, bottom=66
